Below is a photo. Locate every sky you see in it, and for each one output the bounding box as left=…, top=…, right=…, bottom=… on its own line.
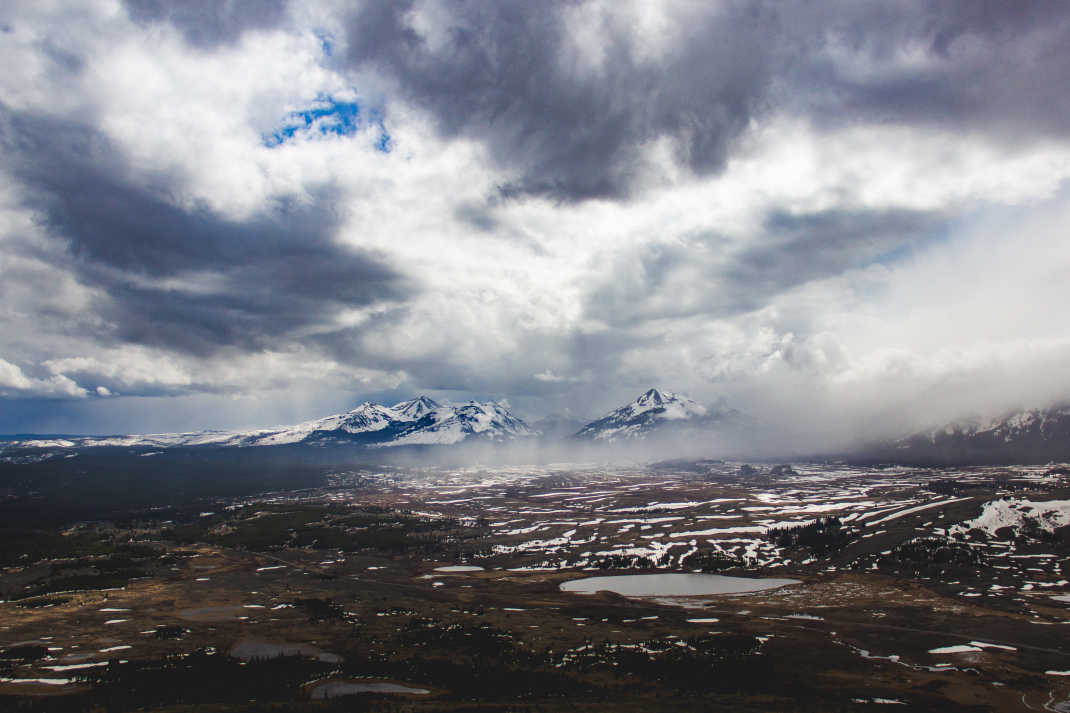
left=3, top=1, right=1070, bottom=446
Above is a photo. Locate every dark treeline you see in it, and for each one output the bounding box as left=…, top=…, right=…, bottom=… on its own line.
left=765, top=516, right=850, bottom=554
left=0, top=447, right=347, bottom=528
left=859, top=537, right=987, bottom=579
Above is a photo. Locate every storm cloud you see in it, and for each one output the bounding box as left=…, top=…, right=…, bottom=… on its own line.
left=3, top=1, right=1070, bottom=444
left=338, top=1, right=1070, bottom=201
left=584, top=208, right=946, bottom=327
left=122, top=0, right=289, bottom=48
left=341, top=0, right=775, bottom=201
left=1, top=106, right=406, bottom=357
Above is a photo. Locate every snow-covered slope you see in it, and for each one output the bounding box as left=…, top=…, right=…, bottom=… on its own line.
left=910, top=405, right=1070, bottom=445
left=392, top=395, right=440, bottom=421
left=574, top=388, right=740, bottom=442
left=254, top=402, right=401, bottom=446
left=377, top=401, right=535, bottom=447
left=0, top=396, right=536, bottom=457
left=952, top=498, right=1070, bottom=538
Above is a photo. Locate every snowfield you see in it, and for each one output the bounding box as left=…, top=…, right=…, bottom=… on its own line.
left=951, top=498, right=1070, bottom=537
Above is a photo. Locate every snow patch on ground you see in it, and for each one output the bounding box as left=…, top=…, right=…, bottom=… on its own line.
left=928, top=645, right=982, bottom=654
left=952, top=498, right=1070, bottom=537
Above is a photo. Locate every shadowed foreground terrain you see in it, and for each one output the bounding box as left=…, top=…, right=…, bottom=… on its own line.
left=2, top=460, right=1069, bottom=711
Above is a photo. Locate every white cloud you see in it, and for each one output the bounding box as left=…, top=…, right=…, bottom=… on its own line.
left=0, top=358, right=87, bottom=399
left=41, top=346, right=406, bottom=397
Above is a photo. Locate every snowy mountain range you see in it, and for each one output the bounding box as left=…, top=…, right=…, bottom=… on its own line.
left=9, top=389, right=1068, bottom=465
left=574, top=388, right=745, bottom=442
left=0, top=396, right=536, bottom=458
left=869, top=403, right=1070, bottom=465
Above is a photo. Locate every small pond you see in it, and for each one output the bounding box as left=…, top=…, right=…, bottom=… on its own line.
left=560, top=573, right=799, bottom=597
left=230, top=638, right=341, bottom=663
left=309, top=681, right=430, bottom=698
left=433, top=565, right=485, bottom=572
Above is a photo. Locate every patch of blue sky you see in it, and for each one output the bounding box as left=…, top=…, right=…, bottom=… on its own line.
left=315, top=30, right=333, bottom=57
left=367, top=108, right=392, bottom=153
left=264, top=95, right=391, bottom=152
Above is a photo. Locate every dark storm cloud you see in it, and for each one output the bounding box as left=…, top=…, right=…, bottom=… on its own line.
left=122, top=0, right=289, bottom=48
left=343, top=0, right=774, bottom=201
left=0, top=107, right=406, bottom=357
left=585, top=209, right=944, bottom=327
left=731, top=208, right=946, bottom=291
left=108, top=0, right=1070, bottom=204
left=781, top=1, right=1070, bottom=139
left=337, top=1, right=1070, bottom=202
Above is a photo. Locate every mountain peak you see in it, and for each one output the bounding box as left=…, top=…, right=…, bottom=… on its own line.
left=575, top=388, right=727, bottom=441
left=392, top=395, right=441, bottom=421
left=626, top=389, right=704, bottom=420
left=375, top=398, right=534, bottom=448
left=638, top=388, right=666, bottom=406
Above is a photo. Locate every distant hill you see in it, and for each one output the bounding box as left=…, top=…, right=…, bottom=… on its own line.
left=861, top=404, right=1070, bottom=465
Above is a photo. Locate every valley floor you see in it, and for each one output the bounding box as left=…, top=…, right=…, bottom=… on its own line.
left=2, top=461, right=1069, bottom=711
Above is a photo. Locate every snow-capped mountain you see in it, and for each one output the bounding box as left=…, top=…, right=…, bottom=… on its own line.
left=878, top=403, right=1070, bottom=465
left=0, top=396, right=536, bottom=458
left=378, top=400, right=534, bottom=447
left=574, top=388, right=742, bottom=442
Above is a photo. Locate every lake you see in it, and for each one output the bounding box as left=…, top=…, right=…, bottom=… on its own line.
left=560, top=573, right=799, bottom=597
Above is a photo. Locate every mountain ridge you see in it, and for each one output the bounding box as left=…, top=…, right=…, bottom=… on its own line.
left=0, top=396, right=536, bottom=458
left=860, top=402, right=1070, bottom=465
